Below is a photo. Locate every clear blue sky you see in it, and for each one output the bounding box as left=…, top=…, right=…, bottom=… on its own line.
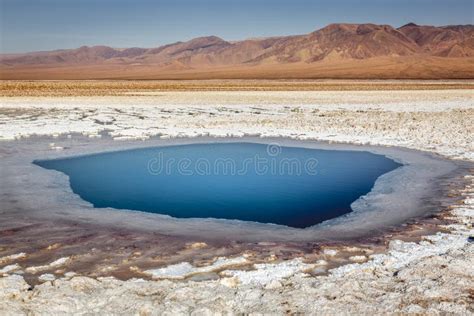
left=1, top=0, right=473, bottom=53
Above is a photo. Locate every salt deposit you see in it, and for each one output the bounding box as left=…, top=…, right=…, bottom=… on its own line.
left=0, top=184, right=472, bottom=313
left=0, top=253, right=26, bottom=264
left=25, top=257, right=71, bottom=274
left=1, top=90, right=472, bottom=160
left=144, top=256, right=248, bottom=279
left=0, top=89, right=473, bottom=314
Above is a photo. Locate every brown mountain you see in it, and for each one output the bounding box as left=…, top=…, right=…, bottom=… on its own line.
left=1, top=23, right=473, bottom=79
left=247, top=24, right=420, bottom=64
left=398, top=23, right=474, bottom=57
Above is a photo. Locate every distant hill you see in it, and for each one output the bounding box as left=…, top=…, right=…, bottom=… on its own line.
left=1, top=23, right=473, bottom=79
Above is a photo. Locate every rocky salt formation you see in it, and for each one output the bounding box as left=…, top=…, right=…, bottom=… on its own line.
left=0, top=178, right=472, bottom=313
left=143, top=256, right=249, bottom=279
left=24, top=257, right=71, bottom=274
left=1, top=90, right=473, bottom=160
left=0, top=90, right=473, bottom=313
left=0, top=253, right=26, bottom=264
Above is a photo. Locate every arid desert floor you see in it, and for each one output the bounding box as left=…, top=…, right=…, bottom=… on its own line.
left=0, top=81, right=473, bottom=314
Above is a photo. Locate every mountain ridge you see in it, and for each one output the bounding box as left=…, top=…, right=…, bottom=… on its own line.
left=1, top=23, right=473, bottom=79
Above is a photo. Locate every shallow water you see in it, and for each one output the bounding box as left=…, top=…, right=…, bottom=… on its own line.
left=35, top=142, right=401, bottom=228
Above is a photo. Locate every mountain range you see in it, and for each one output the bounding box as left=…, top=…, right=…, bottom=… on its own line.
left=1, top=23, right=473, bottom=79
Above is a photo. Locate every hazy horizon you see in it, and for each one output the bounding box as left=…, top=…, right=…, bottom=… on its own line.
left=1, top=0, right=473, bottom=54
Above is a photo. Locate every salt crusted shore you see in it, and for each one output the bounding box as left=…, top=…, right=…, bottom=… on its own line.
left=0, top=89, right=473, bottom=314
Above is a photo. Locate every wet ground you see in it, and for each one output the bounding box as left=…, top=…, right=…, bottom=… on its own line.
left=0, top=135, right=470, bottom=286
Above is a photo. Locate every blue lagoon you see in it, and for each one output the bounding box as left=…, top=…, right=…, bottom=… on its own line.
left=35, top=143, right=401, bottom=228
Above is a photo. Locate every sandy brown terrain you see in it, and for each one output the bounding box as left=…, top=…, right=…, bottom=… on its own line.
left=1, top=79, right=473, bottom=97
left=2, top=56, right=473, bottom=80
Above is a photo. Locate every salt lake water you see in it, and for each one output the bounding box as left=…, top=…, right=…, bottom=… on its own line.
left=34, top=142, right=401, bottom=228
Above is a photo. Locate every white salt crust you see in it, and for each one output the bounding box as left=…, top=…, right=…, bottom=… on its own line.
left=0, top=90, right=473, bottom=314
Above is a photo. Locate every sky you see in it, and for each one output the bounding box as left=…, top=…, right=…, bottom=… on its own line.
left=1, top=0, right=473, bottom=53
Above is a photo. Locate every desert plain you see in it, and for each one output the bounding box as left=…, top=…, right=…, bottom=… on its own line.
left=0, top=79, right=473, bottom=314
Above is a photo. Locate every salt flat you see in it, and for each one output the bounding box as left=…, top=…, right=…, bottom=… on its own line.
left=1, top=90, right=473, bottom=159
left=0, top=88, right=473, bottom=314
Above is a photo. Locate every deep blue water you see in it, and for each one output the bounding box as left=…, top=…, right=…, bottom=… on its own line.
left=34, top=143, right=401, bottom=228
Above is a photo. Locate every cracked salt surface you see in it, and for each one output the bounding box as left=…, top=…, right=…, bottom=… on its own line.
left=144, top=257, right=249, bottom=280
left=1, top=90, right=473, bottom=160
left=25, top=257, right=71, bottom=274
left=0, top=90, right=473, bottom=313
left=0, top=91, right=471, bottom=242
left=1, top=135, right=463, bottom=242
left=0, top=183, right=472, bottom=313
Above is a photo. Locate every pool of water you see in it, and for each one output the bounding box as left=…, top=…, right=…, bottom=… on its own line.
left=34, top=142, right=401, bottom=228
